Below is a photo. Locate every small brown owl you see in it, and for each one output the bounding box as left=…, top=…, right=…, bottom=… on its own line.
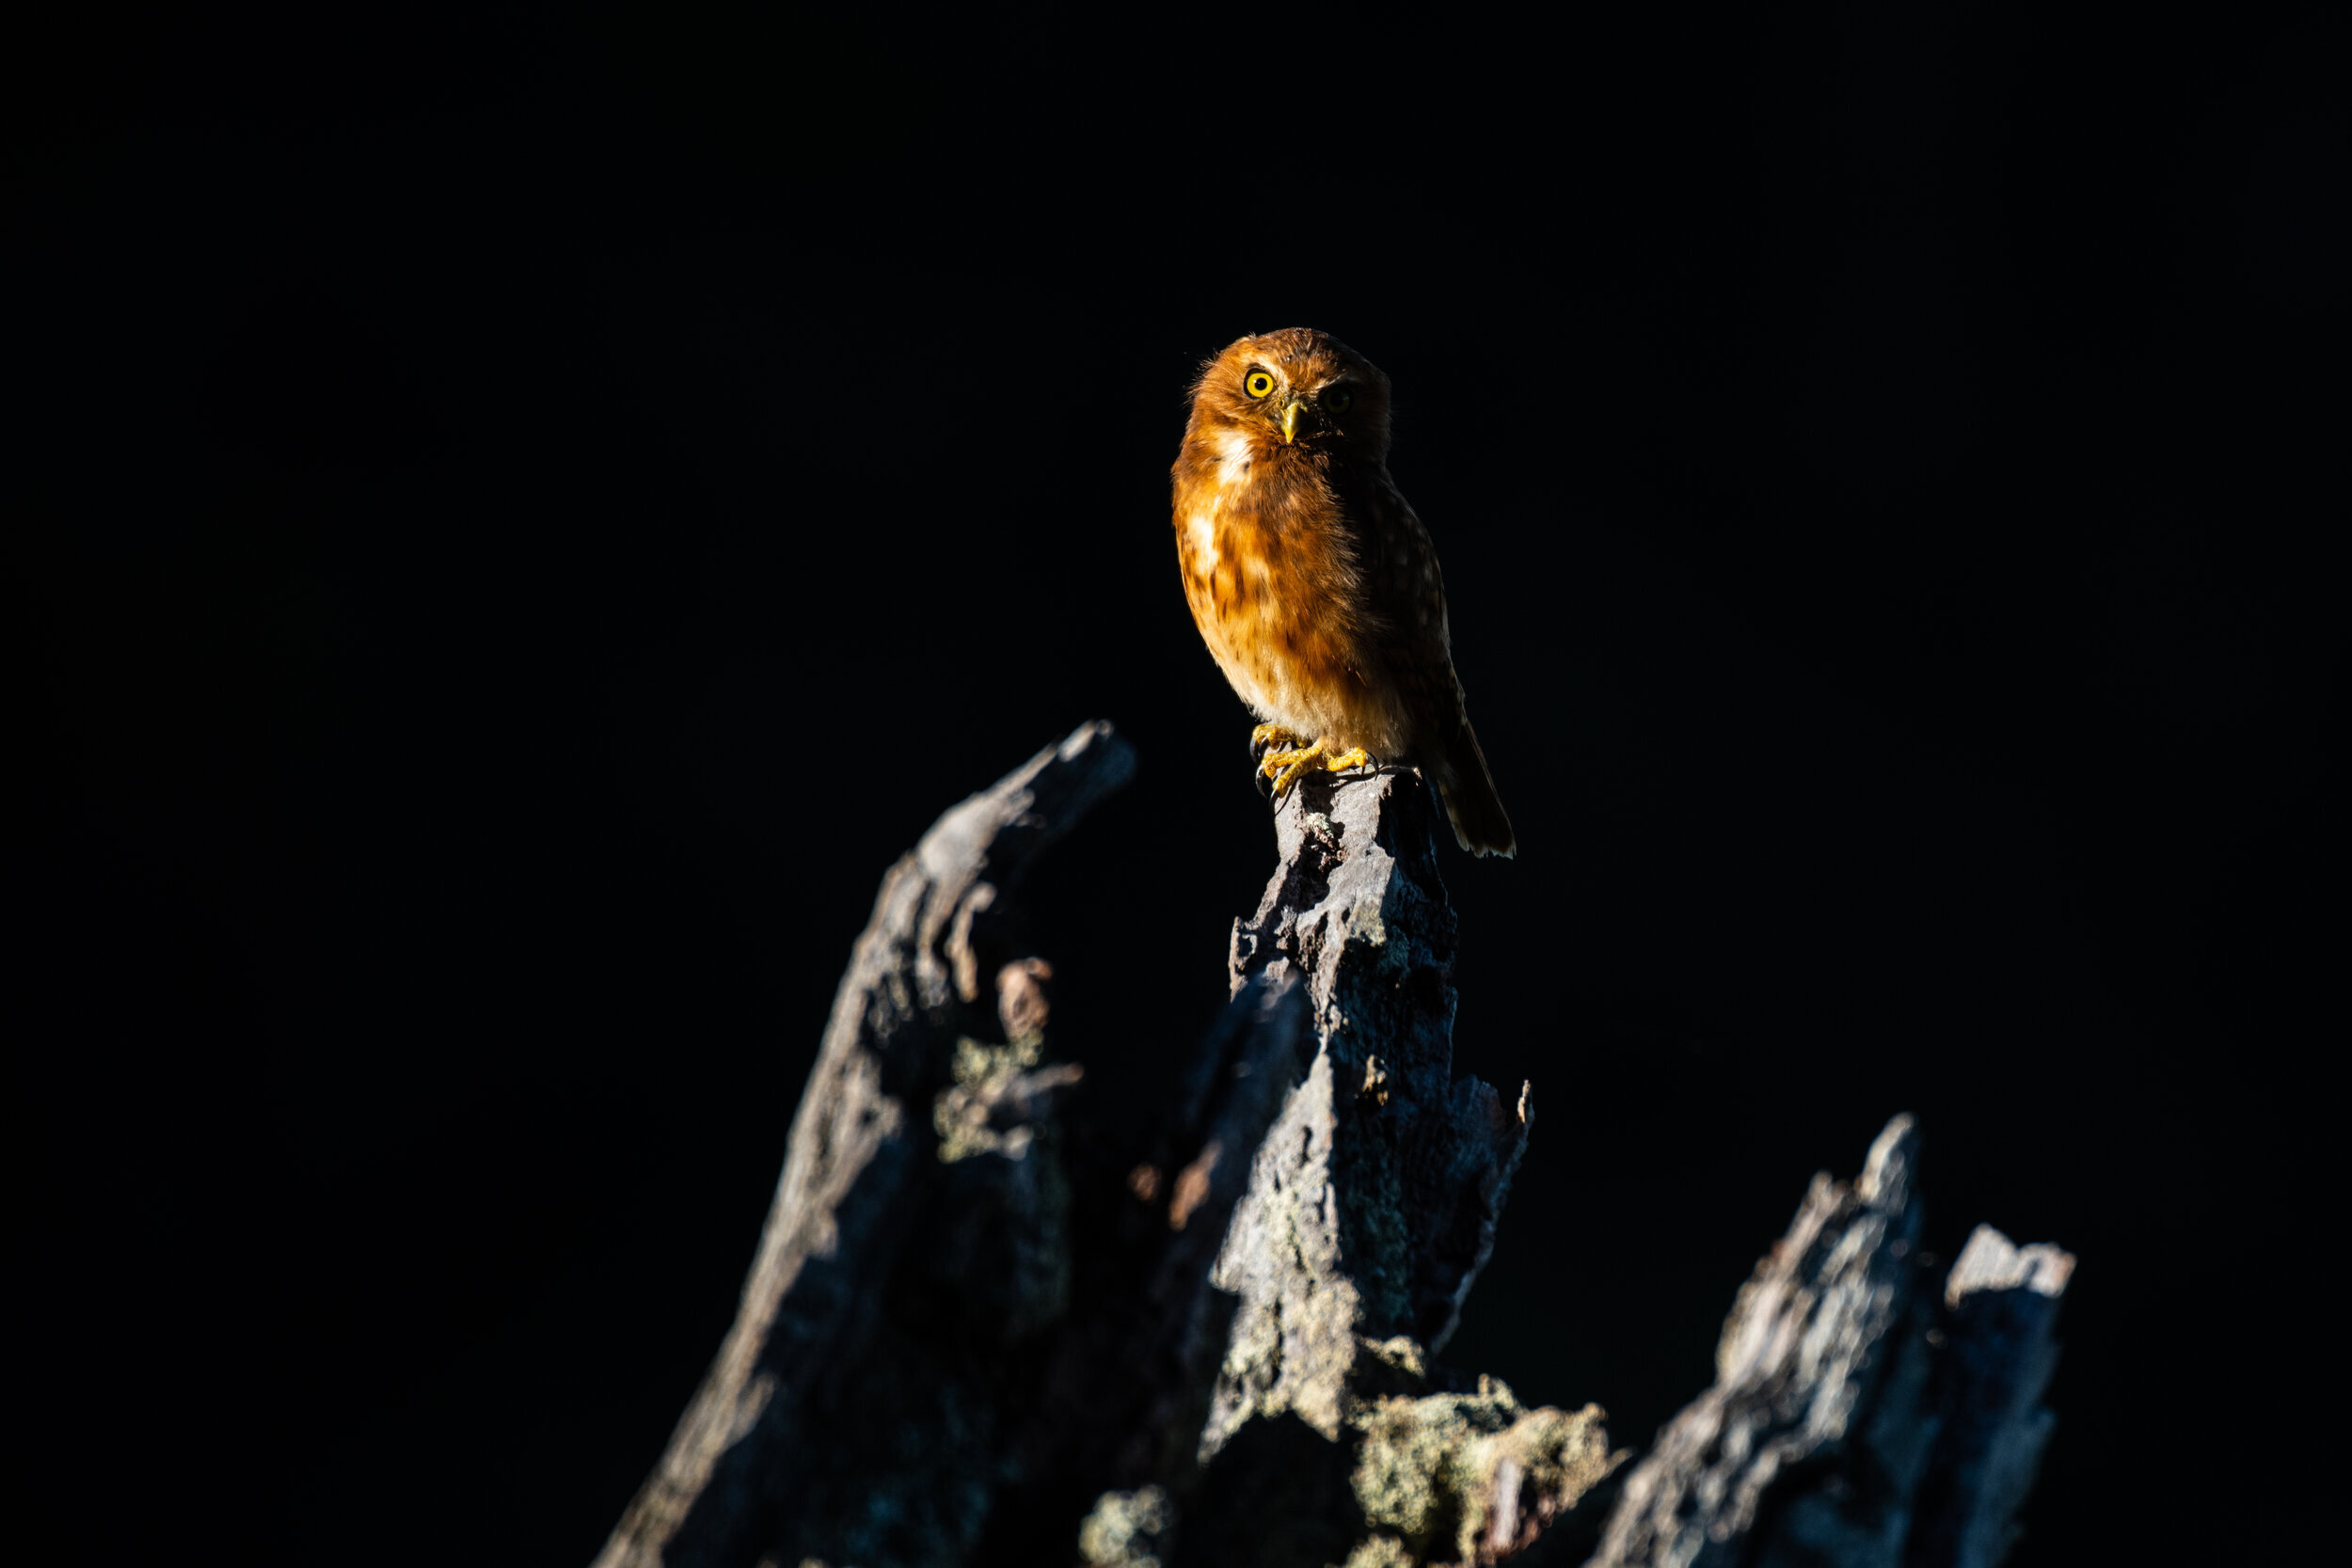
left=1171, top=327, right=1515, bottom=858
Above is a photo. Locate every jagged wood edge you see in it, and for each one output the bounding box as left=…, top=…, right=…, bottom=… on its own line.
left=592, top=723, right=1138, bottom=1568
left=1581, top=1117, right=2076, bottom=1568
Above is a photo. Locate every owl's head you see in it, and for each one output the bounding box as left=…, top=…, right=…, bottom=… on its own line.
left=1186, top=327, right=1392, bottom=461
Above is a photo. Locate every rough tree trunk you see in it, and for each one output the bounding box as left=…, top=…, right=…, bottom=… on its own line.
left=592, top=723, right=2073, bottom=1568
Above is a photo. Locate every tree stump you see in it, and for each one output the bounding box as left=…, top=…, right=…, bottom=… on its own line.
left=592, top=724, right=2073, bottom=1568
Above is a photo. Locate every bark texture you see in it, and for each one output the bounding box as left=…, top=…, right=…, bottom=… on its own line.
left=593, top=722, right=1160, bottom=1568
left=1174, top=767, right=1616, bottom=1568
left=1583, top=1117, right=2075, bottom=1568
left=593, top=725, right=2074, bottom=1568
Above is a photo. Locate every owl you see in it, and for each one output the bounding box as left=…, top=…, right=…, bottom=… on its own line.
left=1171, top=327, right=1515, bottom=858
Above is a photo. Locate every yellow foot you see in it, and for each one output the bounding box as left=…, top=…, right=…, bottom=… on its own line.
left=1249, top=724, right=1305, bottom=799
left=1261, top=739, right=1375, bottom=800
left=1250, top=722, right=1304, bottom=759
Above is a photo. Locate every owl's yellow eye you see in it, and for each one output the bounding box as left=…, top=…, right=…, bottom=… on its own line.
left=1244, top=370, right=1276, bottom=399
left=1324, top=386, right=1354, bottom=414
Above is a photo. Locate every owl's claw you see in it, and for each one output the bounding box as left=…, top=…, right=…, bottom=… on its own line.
left=1259, top=738, right=1375, bottom=802
left=1249, top=723, right=1303, bottom=762
left=1250, top=724, right=1304, bottom=799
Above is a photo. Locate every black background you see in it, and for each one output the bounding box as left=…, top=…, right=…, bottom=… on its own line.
left=9, top=4, right=2342, bottom=1563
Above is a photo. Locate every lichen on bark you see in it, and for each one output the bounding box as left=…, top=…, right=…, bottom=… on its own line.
left=1349, top=1375, right=1618, bottom=1564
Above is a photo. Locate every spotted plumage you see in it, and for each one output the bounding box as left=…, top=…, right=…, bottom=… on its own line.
left=1171, top=327, right=1515, bottom=857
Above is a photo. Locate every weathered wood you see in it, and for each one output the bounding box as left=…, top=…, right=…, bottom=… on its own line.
left=1168, top=767, right=1619, bottom=1568
left=592, top=734, right=1617, bottom=1568
left=1583, top=1117, right=2075, bottom=1568
left=593, top=729, right=2074, bottom=1568
left=595, top=723, right=1148, bottom=1568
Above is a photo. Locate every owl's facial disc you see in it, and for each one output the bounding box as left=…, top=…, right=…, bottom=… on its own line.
left=1198, top=329, right=1387, bottom=461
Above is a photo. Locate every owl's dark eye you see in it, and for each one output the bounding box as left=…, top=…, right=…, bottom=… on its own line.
left=1244, top=369, right=1276, bottom=399
left=1324, top=386, right=1355, bottom=414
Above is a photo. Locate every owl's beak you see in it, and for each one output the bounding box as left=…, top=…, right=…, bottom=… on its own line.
left=1279, top=399, right=1303, bottom=445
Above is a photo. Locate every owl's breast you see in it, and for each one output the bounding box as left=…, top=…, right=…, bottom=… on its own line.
left=1172, top=438, right=1392, bottom=744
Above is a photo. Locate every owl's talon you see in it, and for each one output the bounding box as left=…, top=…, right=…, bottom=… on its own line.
left=1251, top=724, right=1306, bottom=798
left=1250, top=723, right=1302, bottom=763
left=1264, top=745, right=1318, bottom=800
left=1260, top=740, right=1377, bottom=801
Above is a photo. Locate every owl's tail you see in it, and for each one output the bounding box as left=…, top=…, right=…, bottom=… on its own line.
left=1435, top=720, right=1516, bottom=859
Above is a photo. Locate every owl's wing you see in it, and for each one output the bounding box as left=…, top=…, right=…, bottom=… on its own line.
left=1356, top=475, right=1517, bottom=857
left=1353, top=476, right=1462, bottom=731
